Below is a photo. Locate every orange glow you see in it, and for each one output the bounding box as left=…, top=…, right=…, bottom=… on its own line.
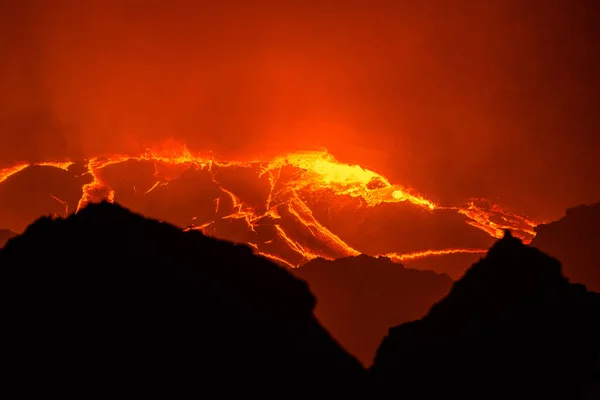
left=0, top=143, right=544, bottom=267
left=0, top=164, right=30, bottom=184
left=50, top=194, right=69, bottom=217
left=1, top=0, right=598, bottom=236
left=0, top=161, right=74, bottom=185
left=383, top=248, right=488, bottom=263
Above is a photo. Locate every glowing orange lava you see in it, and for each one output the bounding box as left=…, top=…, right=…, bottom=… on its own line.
left=0, top=144, right=543, bottom=266
left=1, top=164, right=31, bottom=184
left=383, top=248, right=488, bottom=263
left=0, top=161, right=74, bottom=184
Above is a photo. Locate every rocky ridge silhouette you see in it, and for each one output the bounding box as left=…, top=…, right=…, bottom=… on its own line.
left=371, top=231, right=600, bottom=399
left=0, top=201, right=364, bottom=397
left=1, top=202, right=597, bottom=398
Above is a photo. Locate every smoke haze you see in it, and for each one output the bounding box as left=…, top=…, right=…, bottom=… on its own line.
left=1, top=0, right=599, bottom=220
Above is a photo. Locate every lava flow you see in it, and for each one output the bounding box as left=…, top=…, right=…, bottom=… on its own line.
left=0, top=144, right=542, bottom=268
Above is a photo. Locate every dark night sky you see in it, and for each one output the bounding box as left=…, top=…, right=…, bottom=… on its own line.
left=1, top=0, right=599, bottom=220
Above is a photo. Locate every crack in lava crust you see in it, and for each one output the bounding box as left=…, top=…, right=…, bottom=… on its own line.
left=0, top=145, right=542, bottom=267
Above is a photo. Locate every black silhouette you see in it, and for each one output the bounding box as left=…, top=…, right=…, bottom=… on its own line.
left=2, top=202, right=598, bottom=398
left=0, top=202, right=364, bottom=397
left=583, top=356, right=600, bottom=399
left=0, top=229, right=17, bottom=248
left=371, top=231, right=600, bottom=399
left=294, top=255, right=452, bottom=365
left=532, top=203, right=600, bottom=292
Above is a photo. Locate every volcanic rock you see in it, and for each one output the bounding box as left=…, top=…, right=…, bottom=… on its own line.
left=531, top=202, right=600, bottom=291
left=0, top=201, right=364, bottom=397
left=371, top=231, right=600, bottom=399
left=294, top=255, right=452, bottom=365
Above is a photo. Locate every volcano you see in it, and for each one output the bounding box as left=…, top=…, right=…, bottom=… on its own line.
left=0, top=145, right=541, bottom=270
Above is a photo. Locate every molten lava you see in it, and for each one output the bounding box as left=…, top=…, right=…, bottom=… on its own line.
left=0, top=144, right=542, bottom=268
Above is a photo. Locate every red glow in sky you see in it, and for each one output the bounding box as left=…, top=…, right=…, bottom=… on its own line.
left=1, top=0, right=599, bottom=222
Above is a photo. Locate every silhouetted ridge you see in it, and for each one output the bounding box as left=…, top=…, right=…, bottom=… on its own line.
left=294, top=254, right=452, bottom=366
left=0, top=201, right=364, bottom=397
left=371, top=232, right=600, bottom=399
left=532, top=202, right=600, bottom=291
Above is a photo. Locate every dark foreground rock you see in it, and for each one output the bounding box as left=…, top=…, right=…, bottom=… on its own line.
left=371, top=232, right=600, bottom=399
left=0, top=202, right=364, bottom=397
left=294, top=255, right=452, bottom=365
left=583, top=357, right=600, bottom=399
left=532, top=203, right=600, bottom=292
